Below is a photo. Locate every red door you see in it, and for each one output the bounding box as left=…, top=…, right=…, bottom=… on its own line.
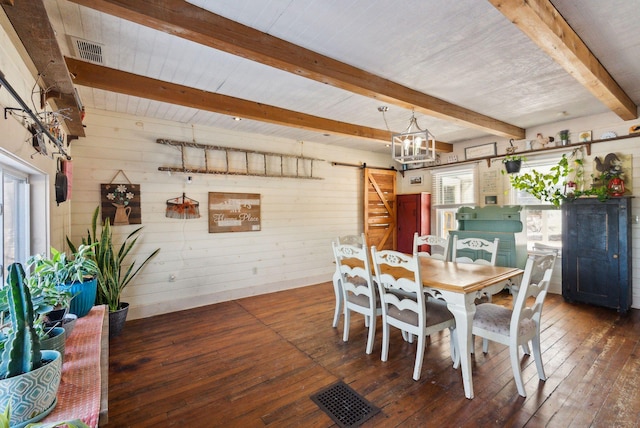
left=396, top=193, right=431, bottom=253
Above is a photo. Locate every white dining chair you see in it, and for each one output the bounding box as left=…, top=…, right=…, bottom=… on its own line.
left=412, top=233, right=450, bottom=261
left=331, top=234, right=365, bottom=328
left=371, top=247, right=459, bottom=380
left=452, top=235, right=500, bottom=302
left=332, top=240, right=380, bottom=354
left=471, top=250, right=557, bottom=397
left=451, top=235, right=499, bottom=266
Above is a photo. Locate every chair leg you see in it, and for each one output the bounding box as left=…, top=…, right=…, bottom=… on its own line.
left=402, top=330, right=414, bottom=343
left=343, top=307, right=351, bottom=343
left=413, top=333, right=426, bottom=381
left=332, top=272, right=342, bottom=328
left=482, top=337, right=489, bottom=353
left=381, top=321, right=390, bottom=362
left=531, top=335, right=547, bottom=381
left=365, top=315, right=370, bottom=328
left=521, top=342, right=531, bottom=355
left=365, top=313, right=376, bottom=355
left=510, top=344, right=527, bottom=397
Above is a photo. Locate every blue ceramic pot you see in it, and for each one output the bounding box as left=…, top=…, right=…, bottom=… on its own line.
left=63, top=277, right=97, bottom=318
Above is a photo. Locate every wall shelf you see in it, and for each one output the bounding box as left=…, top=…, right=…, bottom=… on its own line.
left=411, top=133, right=639, bottom=171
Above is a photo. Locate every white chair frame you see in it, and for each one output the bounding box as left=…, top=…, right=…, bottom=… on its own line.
left=471, top=251, right=557, bottom=397
left=412, top=233, right=450, bottom=261
left=371, top=247, right=459, bottom=380
left=333, top=240, right=379, bottom=354
left=331, top=234, right=365, bottom=328
left=451, top=235, right=499, bottom=266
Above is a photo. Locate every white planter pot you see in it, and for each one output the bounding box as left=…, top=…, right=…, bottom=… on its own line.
left=0, top=350, right=62, bottom=427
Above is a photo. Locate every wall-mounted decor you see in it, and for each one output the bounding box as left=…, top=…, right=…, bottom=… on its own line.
left=166, top=193, right=200, bottom=219
left=465, top=142, right=496, bottom=160
left=209, top=192, right=261, bottom=233
left=485, top=195, right=497, bottom=205
left=101, top=170, right=141, bottom=225
left=409, top=175, right=423, bottom=185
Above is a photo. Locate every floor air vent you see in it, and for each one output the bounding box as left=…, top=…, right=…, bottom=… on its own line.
left=69, top=36, right=104, bottom=64
left=310, top=381, right=380, bottom=427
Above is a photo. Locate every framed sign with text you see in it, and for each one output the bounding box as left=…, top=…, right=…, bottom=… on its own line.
left=208, top=192, right=261, bottom=233
left=464, top=142, right=497, bottom=160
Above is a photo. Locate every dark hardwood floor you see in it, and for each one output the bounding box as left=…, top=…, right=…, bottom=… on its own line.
left=105, top=282, right=640, bottom=427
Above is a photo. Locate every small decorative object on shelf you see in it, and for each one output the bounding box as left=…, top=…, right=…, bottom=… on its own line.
left=578, top=130, right=592, bottom=142
left=558, top=129, right=570, bottom=146
left=608, top=177, right=625, bottom=196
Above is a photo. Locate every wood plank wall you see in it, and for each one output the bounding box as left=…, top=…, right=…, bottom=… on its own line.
left=67, top=109, right=390, bottom=320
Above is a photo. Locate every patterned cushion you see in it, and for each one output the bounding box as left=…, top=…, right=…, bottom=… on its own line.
left=474, top=303, right=535, bottom=337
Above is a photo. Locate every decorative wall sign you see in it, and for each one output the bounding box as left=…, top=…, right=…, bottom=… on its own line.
left=208, top=192, right=261, bottom=233
left=409, top=175, right=423, bottom=185
left=465, top=142, right=496, bottom=160
left=101, top=170, right=141, bottom=225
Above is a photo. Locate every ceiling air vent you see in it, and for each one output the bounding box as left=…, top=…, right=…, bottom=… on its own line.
left=69, top=36, right=104, bottom=64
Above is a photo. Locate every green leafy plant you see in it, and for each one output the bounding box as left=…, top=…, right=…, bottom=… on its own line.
left=67, top=206, right=160, bottom=312
left=508, top=154, right=572, bottom=207
left=502, top=154, right=526, bottom=163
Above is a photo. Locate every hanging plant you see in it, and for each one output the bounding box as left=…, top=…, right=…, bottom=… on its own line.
left=502, top=155, right=525, bottom=174
left=508, top=154, right=572, bottom=207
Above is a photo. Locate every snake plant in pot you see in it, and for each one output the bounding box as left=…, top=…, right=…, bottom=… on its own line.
left=67, top=206, right=160, bottom=337
left=0, top=263, right=62, bottom=427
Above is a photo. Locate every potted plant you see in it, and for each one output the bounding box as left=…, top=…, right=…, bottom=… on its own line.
left=27, top=245, right=99, bottom=318
left=0, top=263, right=62, bottom=427
left=502, top=154, right=525, bottom=174
left=508, top=154, right=572, bottom=207
left=68, top=206, right=160, bottom=337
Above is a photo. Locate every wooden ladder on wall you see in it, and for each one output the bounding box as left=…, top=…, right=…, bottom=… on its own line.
left=364, top=168, right=396, bottom=250
left=156, top=139, right=323, bottom=179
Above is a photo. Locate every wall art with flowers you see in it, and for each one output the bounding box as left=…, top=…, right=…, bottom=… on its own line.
left=100, top=182, right=142, bottom=225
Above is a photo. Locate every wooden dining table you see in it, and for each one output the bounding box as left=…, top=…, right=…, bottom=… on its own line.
left=339, top=253, right=523, bottom=398
left=413, top=257, right=523, bottom=399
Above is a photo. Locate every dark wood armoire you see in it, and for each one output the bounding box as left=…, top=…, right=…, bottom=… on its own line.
left=562, top=197, right=632, bottom=313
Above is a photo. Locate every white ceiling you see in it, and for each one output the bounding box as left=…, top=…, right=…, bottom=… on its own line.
left=42, top=0, right=640, bottom=154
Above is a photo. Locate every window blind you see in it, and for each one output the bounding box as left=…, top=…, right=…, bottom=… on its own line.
left=431, top=165, right=477, bottom=206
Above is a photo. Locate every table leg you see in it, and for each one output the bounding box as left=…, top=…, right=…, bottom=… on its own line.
left=441, top=290, right=477, bottom=399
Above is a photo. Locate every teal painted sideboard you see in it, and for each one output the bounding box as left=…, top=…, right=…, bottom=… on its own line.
left=450, top=206, right=523, bottom=268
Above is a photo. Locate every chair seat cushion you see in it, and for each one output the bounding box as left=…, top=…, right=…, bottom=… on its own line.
left=474, top=303, right=535, bottom=337
left=388, top=299, right=453, bottom=327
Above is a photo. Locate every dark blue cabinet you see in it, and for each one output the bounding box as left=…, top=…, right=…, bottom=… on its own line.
left=562, top=197, right=632, bottom=313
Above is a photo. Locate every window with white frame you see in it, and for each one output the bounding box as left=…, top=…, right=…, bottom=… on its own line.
left=431, top=165, right=477, bottom=238
left=1, top=166, right=30, bottom=281
left=509, top=157, right=563, bottom=253
left=0, top=149, right=48, bottom=284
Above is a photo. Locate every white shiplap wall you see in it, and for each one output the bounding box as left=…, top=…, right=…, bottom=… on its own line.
left=68, top=109, right=389, bottom=319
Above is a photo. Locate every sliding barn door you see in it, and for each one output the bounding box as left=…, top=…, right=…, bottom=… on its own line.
left=364, top=168, right=396, bottom=250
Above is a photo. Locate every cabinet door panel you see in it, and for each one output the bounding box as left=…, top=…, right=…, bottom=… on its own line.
left=563, top=201, right=620, bottom=308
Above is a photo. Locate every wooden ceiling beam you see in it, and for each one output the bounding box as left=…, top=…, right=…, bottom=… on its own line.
left=489, top=0, right=637, bottom=121
left=1, top=0, right=85, bottom=137
left=67, top=0, right=524, bottom=139
left=65, top=56, right=451, bottom=152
